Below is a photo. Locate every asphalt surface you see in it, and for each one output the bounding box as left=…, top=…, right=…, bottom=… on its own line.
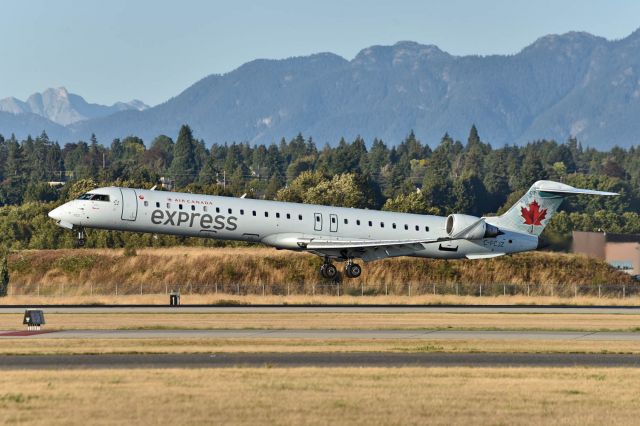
left=2, top=305, right=640, bottom=314
left=2, top=329, right=640, bottom=341
left=1, top=352, right=640, bottom=369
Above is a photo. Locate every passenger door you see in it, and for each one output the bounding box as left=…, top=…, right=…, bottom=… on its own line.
left=120, top=188, right=138, bottom=221
left=314, top=213, right=322, bottom=231
left=329, top=214, right=338, bottom=232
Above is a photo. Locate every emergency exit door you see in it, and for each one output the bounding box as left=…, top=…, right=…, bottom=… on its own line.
left=120, top=188, right=138, bottom=221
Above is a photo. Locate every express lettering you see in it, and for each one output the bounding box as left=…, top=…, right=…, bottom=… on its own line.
left=151, top=209, right=238, bottom=231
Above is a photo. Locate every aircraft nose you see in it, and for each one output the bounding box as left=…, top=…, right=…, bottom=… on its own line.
left=48, top=206, right=63, bottom=221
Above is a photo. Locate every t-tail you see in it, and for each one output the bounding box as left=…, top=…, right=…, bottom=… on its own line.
left=488, top=180, right=617, bottom=237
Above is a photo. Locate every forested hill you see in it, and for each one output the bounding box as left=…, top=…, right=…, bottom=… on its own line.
left=2, top=30, right=640, bottom=148
left=1, top=125, right=640, bottom=250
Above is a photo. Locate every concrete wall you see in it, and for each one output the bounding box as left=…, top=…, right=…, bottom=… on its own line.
left=605, top=243, right=640, bottom=275
left=572, top=231, right=606, bottom=259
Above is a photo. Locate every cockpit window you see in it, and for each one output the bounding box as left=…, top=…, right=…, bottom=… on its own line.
left=78, top=193, right=110, bottom=202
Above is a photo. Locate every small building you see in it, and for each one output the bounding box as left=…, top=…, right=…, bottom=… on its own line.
left=572, top=231, right=640, bottom=275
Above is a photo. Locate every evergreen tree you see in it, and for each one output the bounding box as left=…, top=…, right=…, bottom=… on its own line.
left=170, top=125, right=198, bottom=187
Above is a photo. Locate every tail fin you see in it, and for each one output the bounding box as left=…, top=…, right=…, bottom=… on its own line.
left=489, top=180, right=617, bottom=236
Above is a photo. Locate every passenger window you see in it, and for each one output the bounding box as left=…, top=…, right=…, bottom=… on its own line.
left=265, top=212, right=269, bottom=217
left=404, top=224, right=408, bottom=230
left=368, top=221, right=372, bottom=227
left=276, top=212, right=280, bottom=218
left=298, top=214, right=302, bottom=220
left=203, top=206, right=208, bottom=212
left=253, top=211, right=257, bottom=216
left=144, top=201, right=149, bottom=207
left=228, top=208, right=232, bottom=214
left=357, top=220, right=361, bottom=225
left=344, top=219, right=348, bottom=224
left=415, top=225, right=419, bottom=231
left=191, top=205, right=195, bottom=211
left=286, top=213, right=291, bottom=219
left=331, top=217, right=336, bottom=223
left=425, top=226, right=429, bottom=232
left=380, top=222, right=384, bottom=228
left=392, top=223, right=396, bottom=229
left=216, top=207, right=220, bottom=213
left=240, top=209, right=244, bottom=215
left=156, top=202, right=160, bottom=208
left=316, top=216, right=320, bottom=222
left=166, top=203, right=171, bottom=209
left=179, top=204, right=183, bottom=210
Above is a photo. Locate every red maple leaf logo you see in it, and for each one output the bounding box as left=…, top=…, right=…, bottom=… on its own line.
left=521, top=200, right=547, bottom=226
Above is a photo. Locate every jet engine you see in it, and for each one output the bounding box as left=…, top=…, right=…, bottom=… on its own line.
left=445, top=214, right=501, bottom=240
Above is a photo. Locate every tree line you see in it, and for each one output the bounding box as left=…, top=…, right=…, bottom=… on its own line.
left=1, top=124, right=639, bottom=250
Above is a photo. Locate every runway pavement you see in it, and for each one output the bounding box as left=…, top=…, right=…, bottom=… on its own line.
left=1, top=352, right=640, bottom=369
left=2, top=329, right=640, bottom=340
left=2, top=305, right=640, bottom=314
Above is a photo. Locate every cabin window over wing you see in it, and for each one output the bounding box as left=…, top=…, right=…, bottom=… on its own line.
left=331, top=217, right=336, bottom=223
left=344, top=219, right=348, bottom=224
left=276, top=212, right=280, bottom=218
left=253, top=210, right=257, bottom=216
left=265, top=212, right=269, bottom=217
left=425, top=226, right=429, bottom=232
left=415, top=225, right=419, bottom=231
left=368, top=221, right=372, bottom=227
left=392, top=223, right=396, bottom=229
left=380, top=222, right=384, bottom=228
left=356, top=220, right=361, bottom=225
left=298, top=214, right=303, bottom=220
left=404, top=224, right=408, bottom=230
left=286, top=213, right=291, bottom=219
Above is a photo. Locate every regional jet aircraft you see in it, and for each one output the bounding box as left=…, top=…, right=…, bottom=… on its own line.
left=48, top=180, right=615, bottom=279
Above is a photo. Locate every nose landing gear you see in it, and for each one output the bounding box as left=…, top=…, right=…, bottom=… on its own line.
left=76, top=227, right=86, bottom=248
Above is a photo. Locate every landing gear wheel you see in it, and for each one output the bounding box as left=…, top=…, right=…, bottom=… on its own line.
left=345, top=263, right=362, bottom=278
left=344, top=263, right=362, bottom=278
left=76, top=238, right=85, bottom=247
left=320, top=263, right=338, bottom=279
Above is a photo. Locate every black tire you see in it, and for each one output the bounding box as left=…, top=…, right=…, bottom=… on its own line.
left=349, top=263, right=362, bottom=278
left=323, top=264, right=338, bottom=279
left=344, top=264, right=353, bottom=278
left=77, top=239, right=85, bottom=247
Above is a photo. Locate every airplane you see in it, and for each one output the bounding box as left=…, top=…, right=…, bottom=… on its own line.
left=48, top=180, right=616, bottom=279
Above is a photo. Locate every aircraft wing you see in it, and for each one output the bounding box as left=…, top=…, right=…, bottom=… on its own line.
left=299, top=237, right=444, bottom=262
left=302, top=237, right=441, bottom=250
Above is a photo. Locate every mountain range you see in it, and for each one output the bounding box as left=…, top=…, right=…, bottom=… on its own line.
left=1, top=29, right=640, bottom=148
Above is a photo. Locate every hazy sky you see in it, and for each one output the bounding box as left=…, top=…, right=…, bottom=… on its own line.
left=1, top=0, right=638, bottom=106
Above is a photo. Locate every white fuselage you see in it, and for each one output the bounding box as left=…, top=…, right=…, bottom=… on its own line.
left=49, top=187, right=538, bottom=261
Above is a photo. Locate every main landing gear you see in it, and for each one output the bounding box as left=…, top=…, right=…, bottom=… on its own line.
left=319, top=258, right=362, bottom=279
left=76, top=227, right=86, bottom=247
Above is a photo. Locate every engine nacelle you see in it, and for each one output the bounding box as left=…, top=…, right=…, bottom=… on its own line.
left=445, top=214, right=501, bottom=240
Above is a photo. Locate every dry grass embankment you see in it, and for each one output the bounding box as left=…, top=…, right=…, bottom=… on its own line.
left=1, top=337, right=640, bottom=356
left=1, top=312, right=639, bottom=331
left=2, top=367, right=640, bottom=425
left=6, top=247, right=635, bottom=298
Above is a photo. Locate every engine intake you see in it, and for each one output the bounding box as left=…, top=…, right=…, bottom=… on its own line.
left=446, top=214, right=501, bottom=240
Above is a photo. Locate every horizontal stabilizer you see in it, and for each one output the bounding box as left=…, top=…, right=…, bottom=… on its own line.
left=532, top=180, right=618, bottom=196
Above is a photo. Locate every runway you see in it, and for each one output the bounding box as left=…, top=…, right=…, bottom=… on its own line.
left=2, top=305, right=640, bottom=314
left=1, top=352, right=640, bottom=369
left=2, top=329, right=640, bottom=341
